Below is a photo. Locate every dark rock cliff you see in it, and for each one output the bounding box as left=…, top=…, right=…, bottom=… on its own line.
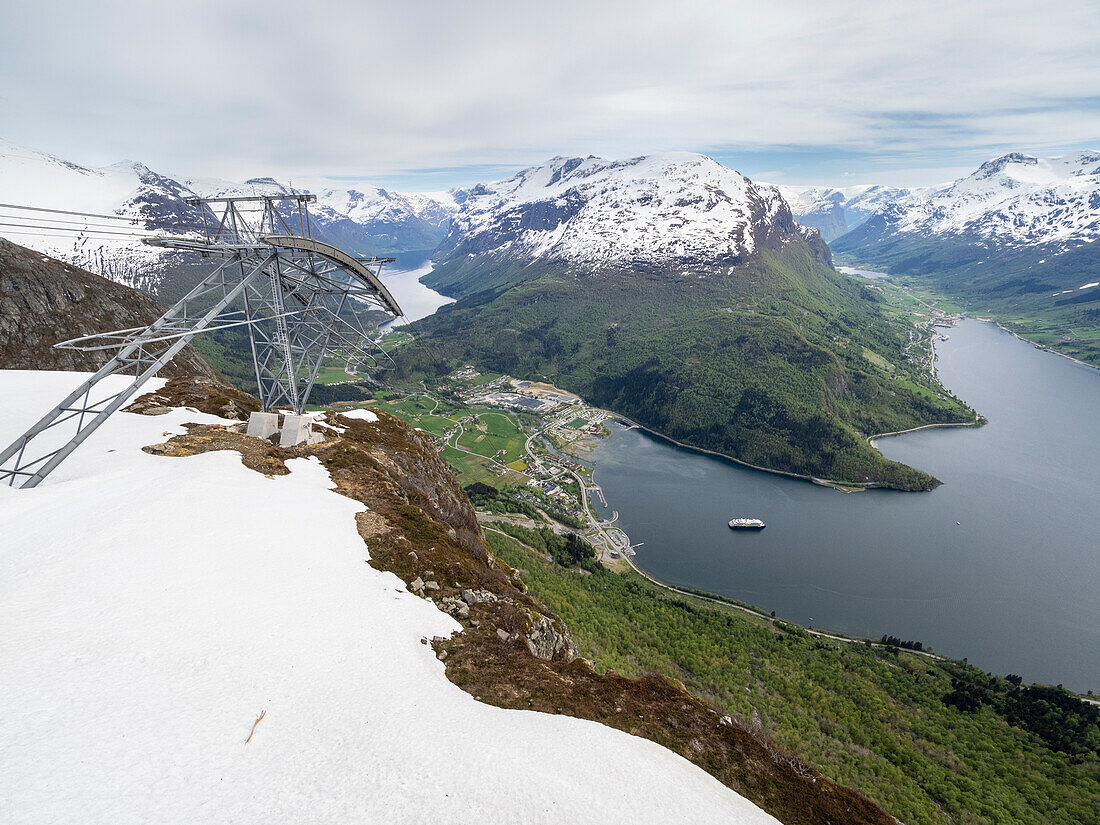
left=0, top=238, right=215, bottom=377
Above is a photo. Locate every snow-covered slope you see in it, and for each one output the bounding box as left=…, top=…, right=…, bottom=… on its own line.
left=771, top=183, right=928, bottom=241
left=0, top=140, right=207, bottom=293
left=837, top=151, right=1100, bottom=252
left=0, top=140, right=458, bottom=296
left=0, top=369, right=777, bottom=825
left=435, top=153, right=806, bottom=273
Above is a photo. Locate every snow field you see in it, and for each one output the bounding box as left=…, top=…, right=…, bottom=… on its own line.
left=0, top=370, right=777, bottom=825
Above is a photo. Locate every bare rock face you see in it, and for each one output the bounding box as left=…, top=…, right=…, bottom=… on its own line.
left=125, top=376, right=259, bottom=421
left=461, top=589, right=497, bottom=605
left=0, top=238, right=214, bottom=378
left=524, top=615, right=578, bottom=662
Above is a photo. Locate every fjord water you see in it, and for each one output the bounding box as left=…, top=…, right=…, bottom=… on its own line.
left=378, top=253, right=454, bottom=328
left=587, top=320, right=1100, bottom=691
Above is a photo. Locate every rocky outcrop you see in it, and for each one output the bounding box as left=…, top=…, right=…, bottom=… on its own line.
left=126, top=375, right=258, bottom=420
left=524, top=614, right=578, bottom=661
left=0, top=238, right=214, bottom=377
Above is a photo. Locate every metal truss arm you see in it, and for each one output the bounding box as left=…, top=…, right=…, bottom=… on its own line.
left=0, top=254, right=275, bottom=489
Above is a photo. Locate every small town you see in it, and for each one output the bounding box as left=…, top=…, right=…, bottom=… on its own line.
left=341, top=364, right=638, bottom=565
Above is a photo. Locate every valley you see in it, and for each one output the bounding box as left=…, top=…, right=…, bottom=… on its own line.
left=352, top=281, right=1099, bottom=695
left=830, top=152, right=1100, bottom=367
left=401, top=250, right=975, bottom=490
left=331, top=312, right=1100, bottom=825
left=5, top=6, right=1099, bottom=825
left=387, top=154, right=977, bottom=491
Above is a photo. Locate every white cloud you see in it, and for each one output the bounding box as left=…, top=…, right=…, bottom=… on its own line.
left=0, top=0, right=1096, bottom=184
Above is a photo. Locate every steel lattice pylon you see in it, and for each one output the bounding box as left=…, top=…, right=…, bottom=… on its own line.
left=0, top=194, right=402, bottom=488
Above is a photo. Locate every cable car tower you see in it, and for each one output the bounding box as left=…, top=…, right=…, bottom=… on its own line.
left=0, top=194, right=403, bottom=489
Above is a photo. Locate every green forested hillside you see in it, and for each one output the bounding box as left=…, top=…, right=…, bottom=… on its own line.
left=396, top=243, right=976, bottom=489
left=487, top=528, right=1100, bottom=825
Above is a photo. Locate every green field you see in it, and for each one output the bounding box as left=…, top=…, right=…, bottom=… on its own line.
left=352, top=391, right=531, bottom=487
left=439, top=445, right=500, bottom=487
left=313, top=365, right=354, bottom=385
left=467, top=371, right=503, bottom=386
left=456, top=411, right=525, bottom=463
left=377, top=330, right=415, bottom=353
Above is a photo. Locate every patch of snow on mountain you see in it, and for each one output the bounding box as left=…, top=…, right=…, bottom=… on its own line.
left=340, top=407, right=379, bottom=422
left=0, top=140, right=198, bottom=290
left=889, top=151, right=1100, bottom=248
left=315, top=187, right=457, bottom=229
left=0, top=369, right=778, bottom=825
left=443, top=153, right=792, bottom=270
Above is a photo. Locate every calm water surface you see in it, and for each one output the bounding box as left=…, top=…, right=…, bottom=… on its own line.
left=586, top=320, right=1100, bottom=691
left=836, top=265, right=891, bottom=280
left=378, top=253, right=454, bottom=329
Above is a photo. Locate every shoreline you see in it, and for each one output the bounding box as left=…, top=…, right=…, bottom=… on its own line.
left=547, top=326, right=1098, bottom=698
left=543, top=437, right=923, bottom=656
left=614, top=546, right=950, bottom=662
left=868, top=418, right=983, bottom=444
left=601, top=413, right=972, bottom=493
left=568, top=445, right=1100, bottom=698
left=836, top=259, right=1099, bottom=373
left=980, top=318, right=1100, bottom=372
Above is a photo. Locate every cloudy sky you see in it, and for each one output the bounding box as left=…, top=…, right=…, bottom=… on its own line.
left=1, top=0, right=1097, bottom=190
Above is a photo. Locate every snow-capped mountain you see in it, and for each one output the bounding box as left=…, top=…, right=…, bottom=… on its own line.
left=434, top=153, right=821, bottom=277
left=830, top=151, right=1100, bottom=356
left=0, top=140, right=212, bottom=294
left=771, top=184, right=929, bottom=241
left=313, top=186, right=458, bottom=253
left=835, top=151, right=1100, bottom=257
left=0, top=140, right=458, bottom=297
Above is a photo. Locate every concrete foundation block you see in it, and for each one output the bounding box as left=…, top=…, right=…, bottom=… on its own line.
left=246, top=411, right=280, bottom=440
left=278, top=414, right=313, bottom=447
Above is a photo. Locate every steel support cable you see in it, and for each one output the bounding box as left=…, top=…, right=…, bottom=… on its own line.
left=0, top=221, right=159, bottom=238
left=0, top=213, right=174, bottom=233
left=0, top=202, right=230, bottom=235
left=0, top=213, right=221, bottom=237
left=52, top=308, right=322, bottom=352
left=0, top=201, right=400, bottom=245
left=0, top=229, right=165, bottom=244
left=0, top=202, right=144, bottom=222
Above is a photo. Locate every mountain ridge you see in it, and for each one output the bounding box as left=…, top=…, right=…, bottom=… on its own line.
left=433, top=152, right=814, bottom=274
left=830, top=150, right=1100, bottom=365
left=0, top=139, right=460, bottom=297
left=770, top=183, right=933, bottom=241
left=403, top=153, right=975, bottom=490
